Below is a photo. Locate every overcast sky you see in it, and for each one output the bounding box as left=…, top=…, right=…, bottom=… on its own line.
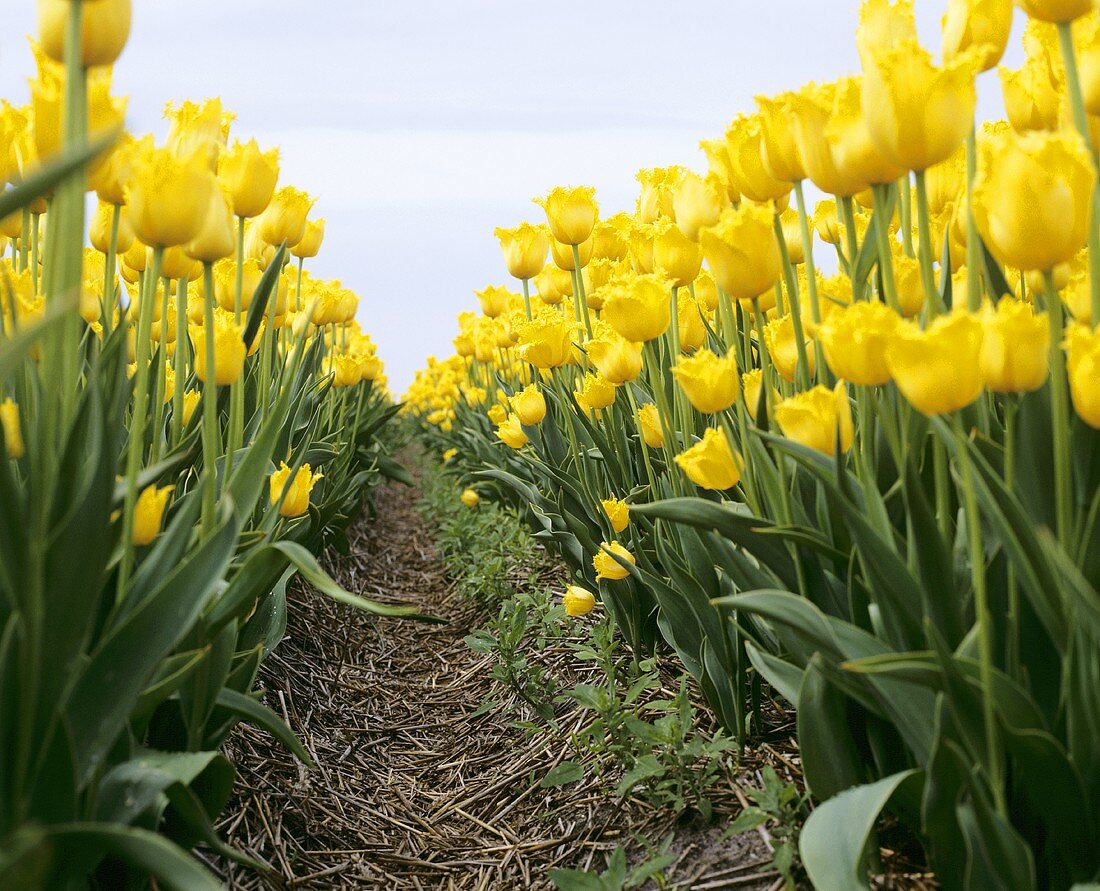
left=0, top=2, right=1024, bottom=391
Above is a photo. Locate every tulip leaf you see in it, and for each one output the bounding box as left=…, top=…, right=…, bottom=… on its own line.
left=0, top=130, right=119, bottom=222
left=242, top=243, right=287, bottom=351
left=215, top=688, right=313, bottom=766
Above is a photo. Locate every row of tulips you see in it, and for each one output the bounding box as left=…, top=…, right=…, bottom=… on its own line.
left=408, top=0, right=1100, bottom=887
left=0, top=3, right=420, bottom=888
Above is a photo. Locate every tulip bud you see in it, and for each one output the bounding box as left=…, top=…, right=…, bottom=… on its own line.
left=534, top=186, right=599, bottom=246
left=258, top=186, right=314, bottom=247
left=495, top=222, right=550, bottom=279
left=671, top=171, right=724, bottom=241
left=496, top=413, right=528, bottom=449
left=181, top=389, right=201, bottom=427
left=269, top=462, right=323, bottom=518
left=219, top=139, right=280, bottom=219
left=190, top=310, right=246, bottom=385
left=675, top=427, right=743, bottom=490
left=775, top=383, right=855, bottom=456
left=292, top=218, right=325, bottom=259
left=124, top=144, right=214, bottom=248
left=637, top=402, right=665, bottom=448
left=593, top=541, right=635, bottom=580
left=886, top=313, right=984, bottom=415
left=186, top=183, right=237, bottom=263
left=1066, top=322, right=1100, bottom=427
left=600, top=498, right=630, bottom=534
left=587, top=332, right=643, bottom=384
left=671, top=348, right=740, bottom=413
left=818, top=301, right=901, bottom=386
left=979, top=298, right=1051, bottom=393
left=700, top=203, right=782, bottom=302
left=652, top=220, right=703, bottom=287
left=563, top=585, right=597, bottom=617
left=132, top=484, right=173, bottom=547
left=38, top=0, right=131, bottom=68
left=460, top=488, right=480, bottom=507
left=574, top=373, right=617, bottom=412
left=601, top=273, right=672, bottom=343
left=942, top=0, right=1013, bottom=71
left=90, top=199, right=134, bottom=255
left=1, top=399, right=24, bottom=459
left=511, top=384, right=547, bottom=426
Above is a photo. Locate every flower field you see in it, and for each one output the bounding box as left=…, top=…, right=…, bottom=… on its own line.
left=3, top=0, right=1100, bottom=888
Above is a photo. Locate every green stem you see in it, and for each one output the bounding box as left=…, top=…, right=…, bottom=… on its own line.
left=102, top=203, right=121, bottom=336
left=871, top=184, right=901, bottom=312
left=772, top=212, right=812, bottom=389
left=914, top=170, right=943, bottom=321
left=964, top=126, right=983, bottom=312
left=1045, top=271, right=1073, bottom=546
left=201, top=262, right=220, bottom=539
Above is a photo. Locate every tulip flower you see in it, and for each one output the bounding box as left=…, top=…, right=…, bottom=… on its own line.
left=742, top=369, right=779, bottom=420
left=791, top=81, right=868, bottom=197
left=652, top=220, right=703, bottom=287
left=551, top=235, right=592, bottom=271
left=756, top=92, right=807, bottom=184
left=495, top=222, right=550, bottom=279
left=592, top=214, right=633, bottom=262
left=886, top=313, right=985, bottom=415
left=487, top=403, right=508, bottom=426
left=675, top=427, right=743, bottom=491
left=534, top=186, right=599, bottom=246
left=671, top=171, right=725, bottom=241
left=259, top=186, right=315, bottom=248
left=219, top=139, right=280, bottom=219
left=973, top=128, right=1096, bottom=272
left=980, top=299, right=1051, bottom=392
left=575, top=373, right=617, bottom=412
left=186, top=184, right=237, bottom=263
left=1, top=399, right=24, bottom=459
left=593, top=541, right=636, bottom=580
left=700, top=203, right=782, bottom=302
left=587, top=332, right=643, bottom=384
left=532, top=264, right=572, bottom=305
left=132, top=484, right=173, bottom=546
left=601, top=498, right=630, bottom=534
left=677, top=293, right=707, bottom=353
left=637, top=403, right=665, bottom=448
left=165, top=98, right=232, bottom=172
left=725, top=115, right=793, bottom=204
left=517, top=315, right=575, bottom=369
left=1016, top=0, right=1092, bottom=22
left=497, top=413, right=528, bottom=449
left=563, top=585, right=597, bottom=617
left=460, top=488, right=480, bottom=507
left=475, top=285, right=513, bottom=319
left=818, top=301, right=901, bottom=386
left=39, top=0, right=131, bottom=67
left=671, top=348, right=739, bottom=413
left=763, top=315, right=816, bottom=383
left=636, top=166, right=685, bottom=223
left=1066, top=323, right=1100, bottom=427
left=125, top=144, right=215, bottom=248
left=601, top=274, right=672, bottom=343
left=292, top=219, right=325, bottom=260
left=511, top=384, right=547, bottom=426
left=775, top=383, right=855, bottom=456
left=269, top=462, right=323, bottom=518
left=190, top=310, right=246, bottom=385
left=941, top=0, right=1013, bottom=71
left=181, top=390, right=201, bottom=427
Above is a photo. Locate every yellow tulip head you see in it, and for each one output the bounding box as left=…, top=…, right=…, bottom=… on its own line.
left=551, top=234, right=592, bottom=270
left=675, top=427, right=743, bottom=490
left=587, top=331, right=643, bottom=384
left=979, top=298, right=1051, bottom=393
left=475, top=284, right=513, bottom=319
left=132, top=484, right=173, bottom=546
left=700, top=203, right=782, bottom=302
left=1, top=398, right=24, bottom=459
left=742, top=369, right=779, bottom=421
left=124, top=144, right=214, bottom=248
left=775, top=383, right=855, bottom=457
left=1016, top=0, right=1092, bottom=22
left=823, top=76, right=906, bottom=189
left=756, top=92, right=807, bottom=184
left=671, top=171, right=725, bottom=241
left=38, top=0, right=131, bottom=68
left=1066, top=322, right=1100, bottom=427
left=791, top=81, right=869, bottom=197
left=601, top=497, right=631, bottom=534
left=495, top=222, right=549, bottom=279
left=532, top=263, right=572, bottom=305
left=534, top=186, right=599, bottom=245
left=292, top=218, right=325, bottom=259
left=677, top=292, right=707, bottom=353
left=186, top=183, right=236, bottom=263
left=886, top=312, right=985, bottom=415
left=181, top=390, right=201, bottom=427
left=190, top=309, right=246, bottom=386
left=942, top=0, right=1014, bottom=71
left=593, top=541, right=635, bottom=581
left=725, top=115, right=793, bottom=204
left=563, top=585, right=597, bottom=617
left=497, top=413, right=529, bottom=449
left=973, top=128, right=1096, bottom=272
left=258, top=186, right=315, bottom=248
left=269, top=462, right=322, bottom=518
left=601, top=273, right=672, bottom=343
left=637, top=402, right=665, bottom=448
left=818, top=301, right=901, bottom=386
left=511, top=384, right=547, bottom=426
left=517, top=314, right=575, bottom=369
left=574, top=373, right=618, bottom=412
left=763, top=314, right=815, bottom=383
left=165, top=98, right=233, bottom=172
left=218, top=139, right=280, bottom=219
left=460, top=488, right=480, bottom=508
left=671, top=348, right=740, bottom=413
left=652, top=219, right=703, bottom=287
left=635, top=166, right=685, bottom=223
left=591, top=214, right=633, bottom=262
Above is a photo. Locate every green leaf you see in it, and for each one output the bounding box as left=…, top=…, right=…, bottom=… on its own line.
left=0, top=130, right=119, bottom=221
left=800, top=769, right=922, bottom=891
left=214, top=687, right=314, bottom=767
left=540, top=760, right=584, bottom=788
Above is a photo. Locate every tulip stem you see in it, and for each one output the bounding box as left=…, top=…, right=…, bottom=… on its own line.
left=871, top=184, right=901, bottom=313
left=102, top=203, right=121, bottom=336
left=571, top=244, right=594, bottom=339
left=772, top=212, right=812, bottom=389
left=838, top=196, right=863, bottom=300
left=227, top=216, right=247, bottom=476
left=1045, top=271, right=1074, bottom=547
left=1003, top=395, right=1019, bottom=678
left=792, top=181, right=822, bottom=324
left=171, top=277, right=187, bottom=448
left=964, top=126, right=983, bottom=312
left=897, top=174, right=915, bottom=258
left=201, top=262, right=220, bottom=540
left=520, top=278, right=533, bottom=320
left=913, top=171, right=943, bottom=322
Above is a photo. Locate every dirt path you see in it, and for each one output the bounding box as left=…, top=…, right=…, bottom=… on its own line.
left=206, top=462, right=776, bottom=890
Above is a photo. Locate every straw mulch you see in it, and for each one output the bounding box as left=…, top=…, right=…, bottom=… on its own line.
left=202, top=462, right=931, bottom=890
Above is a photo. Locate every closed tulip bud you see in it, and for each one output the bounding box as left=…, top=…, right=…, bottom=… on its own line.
left=601, top=498, right=630, bottom=533
left=532, top=264, right=572, bottom=305
left=1, top=399, right=24, bottom=459
left=186, top=183, right=236, bottom=263
left=90, top=199, right=133, bottom=254
left=551, top=234, right=592, bottom=270
left=602, top=273, right=671, bottom=342
left=892, top=250, right=926, bottom=316
left=672, top=171, right=725, bottom=241
left=694, top=269, right=719, bottom=312
left=742, top=369, right=779, bottom=420
left=973, top=128, right=1095, bottom=271
left=775, top=383, right=855, bottom=456
left=593, top=541, right=635, bottom=581
left=672, top=348, right=739, bottom=413
left=1017, top=0, right=1091, bottom=21
left=259, top=186, right=314, bottom=247
left=887, top=313, right=984, bottom=414
left=517, top=315, right=575, bottom=368
left=635, top=166, right=684, bottom=223
left=637, top=402, right=665, bottom=448
left=819, top=301, right=901, bottom=386
left=575, top=373, right=618, bottom=411
left=675, top=427, right=743, bottom=490
left=218, top=139, right=279, bottom=219
left=511, top=384, right=547, bottom=425
left=160, top=246, right=198, bottom=282
left=700, top=203, right=782, bottom=302
left=475, top=285, right=512, bottom=319
left=181, top=389, right=201, bottom=426
left=757, top=92, right=807, bottom=183
left=791, top=81, right=868, bottom=197
left=125, top=144, right=214, bottom=248
left=1066, top=322, right=1100, bottom=426
left=763, top=314, right=816, bottom=383
left=534, top=186, right=599, bottom=245
left=861, top=38, right=978, bottom=172
left=779, top=209, right=805, bottom=265
left=563, top=585, right=597, bottom=617
left=652, top=220, right=703, bottom=287
left=190, top=310, right=246, bottom=385
left=942, top=0, right=1013, bottom=70
left=824, top=77, right=907, bottom=188
left=39, top=0, right=131, bottom=67
left=269, top=462, right=322, bottom=518
left=677, top=292, right=707, bottom=352
left=495, top=222, right=550, bottom=279
left=725, top=115, right=793, bottom=204
left=497, top=413, right=529, bottom=449
left=587, top=332, right=643, bottom=384
left=292, top=218, right=325, bottom=260
left=980, top=298, right=1051, bottom=392
left=460, top=488, right=480, bottom=507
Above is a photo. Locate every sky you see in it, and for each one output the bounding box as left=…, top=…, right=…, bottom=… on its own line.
left=0, top=1, right=1025, bottom=391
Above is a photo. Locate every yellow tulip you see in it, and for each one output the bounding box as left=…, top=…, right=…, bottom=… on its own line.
left=652, top=220, right=703, bottom=287
left=1, top=398, right=24, bottom=459
left=1066, top=322, right=1100, bottom=427
left=601, top=497, right=630, bottom=533
left=587, top=333, right=643, bottom=384
left=258, top=186, right=314, bottom=248
left=1016, top=0, right=1092, bottom=21
left=856, top=0, right=920, bottom=66
left=627, top=223, right=656, bottom=275
left=779, top=208, right=805, bottom=265
left=495, top=222, right=550, bottom=279
left=476, top=285, right=513, bottom=319
left=532, top=264, right=572, bottom=305
left=487, top=403, right=508, bottom=426
left=90, top=199, right=134, bottom=255
left=763, top=315, right=815, bottom=383
left=165, top=98, right=232, bottom=172
left=861, top=37, right=978, bottom=172
left=517, top=315, right=575, bottom=368
left=511, top=384, right=547, bottom=425
left=636, top=166, right=684, bottom=223
left=124, top=144, right=214, bottom=248
left=591, top=214, right=633, bottom=262
left=973, top=128, right=1096, bottom=271
left=818, top=301, right=901, bottom=386
left=534, top=186, right=599, bottom=245
left=677, top=292, right=707, bottom=353
left=980, top=299, right=1051, bottom=392
left=132, top=484, right=173, bottom=546
left=190, top=310, right=246, bottom=386
left=593, top=541, right=635, bottom=581
left=823, top=77, right=907, bottom=188
left=637, top=402, right=665, bottom=448
left=39, top=0, right=131, bottom=67
left=791, top=81, right=868, bottom=197
left=700, top=203, right=782, bottom=302
left=671, top=171, right=725, bottom=241
left=269, top=462, right=323, bottom=518
left=886, top=313, right=984, bottom=414
left=292, top=219, right=325, bottom=260
left=742, top=369, right=779, bottom=420
left=551, top=235, right=592, bottom=271
left=460, top=488, right=480, bottom=507
left=942, top=0, right=1013, bottom=70
left=672, top=348, right=739, bottom=413
left=443, top=448, right=458, bottom=463
left=675, top=427, right=743, bottom=490
left=601, top=273, right=672, bottom=343
left=575, top=373, right=618, bottom=411
left=218, top=139, right=280, bottom=219
left=725, top=115, right=793, bottom=204
left=497, top=413, right=528, bottom=449
left=999, top=38, right=1063, bottom=133
left=563, top=585, right=597, bottom=617
left=756, top=92, right=807, bottom=183
left=700, top=138, right=741, bottom=203
left=775, top=383, right=855, bottom=456
left=186, top=183, right=237, bottom=263
left=181, top=389, right=201, bottom=427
